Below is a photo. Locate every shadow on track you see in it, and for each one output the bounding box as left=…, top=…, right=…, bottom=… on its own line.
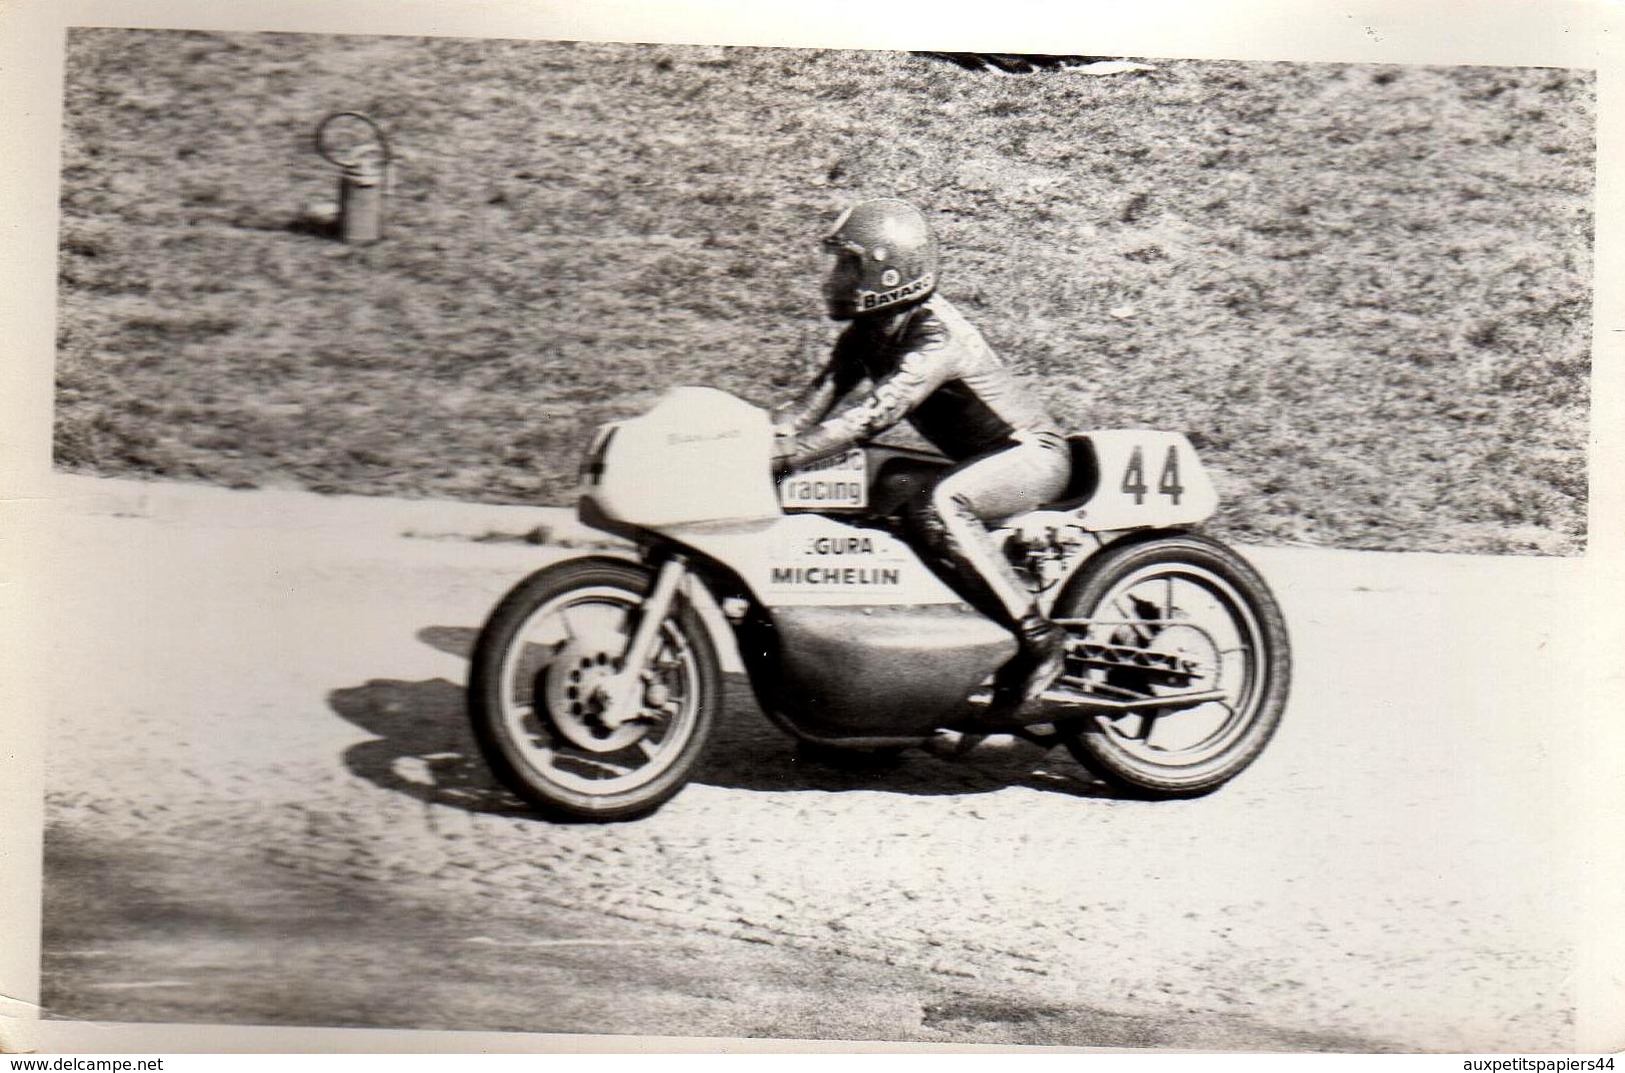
left=327, top=625, right=1126, bottom=816
left=694, top=676, right=1120, bottom=801
left=329, top=675, right=535, bottom=816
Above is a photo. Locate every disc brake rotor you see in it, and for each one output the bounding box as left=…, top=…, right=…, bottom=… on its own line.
left=538, top=612, right=651, bottom=754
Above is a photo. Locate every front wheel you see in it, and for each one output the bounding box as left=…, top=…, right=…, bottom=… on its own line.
left=467, top=557, right=720, bottom=822
left=1054, top=534, right=1291, bottom=797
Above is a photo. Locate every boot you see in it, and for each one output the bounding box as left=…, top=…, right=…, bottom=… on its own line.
left=991, top=610, right=1066, bottom=713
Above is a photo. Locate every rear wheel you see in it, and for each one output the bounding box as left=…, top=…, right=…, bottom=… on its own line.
left=468, top=557, right=720, bottom=822
left=1055, top=534, right=1290, bottom=797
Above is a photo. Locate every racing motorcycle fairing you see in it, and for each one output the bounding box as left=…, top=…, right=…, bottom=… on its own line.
left=738, top=602, right=1015, bottom=740
left=580, top=386, right=781, bottom=529
left=666, top=512, right=964, bottom=608
left=576, top=386, right=1223, bottom=731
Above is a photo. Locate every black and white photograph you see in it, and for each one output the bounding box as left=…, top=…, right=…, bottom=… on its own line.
left=2, top=0, right=1622, bottom=1058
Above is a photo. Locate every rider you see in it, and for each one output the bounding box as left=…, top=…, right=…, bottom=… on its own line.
left=773, top=198, right=1072, bottom=711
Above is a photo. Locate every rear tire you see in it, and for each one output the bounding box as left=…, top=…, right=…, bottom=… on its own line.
left=468, top=557, right=720, bottom=822
left=1055, top=534, right=1290, bottom=797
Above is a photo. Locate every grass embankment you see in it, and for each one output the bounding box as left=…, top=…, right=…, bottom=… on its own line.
left=55, top=32, right=1593, bottom=553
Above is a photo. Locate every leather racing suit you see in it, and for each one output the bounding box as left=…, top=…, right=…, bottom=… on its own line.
left=776, top=294, right=1071, bottom=659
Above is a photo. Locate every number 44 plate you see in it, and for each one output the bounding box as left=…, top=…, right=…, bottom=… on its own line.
left=1081, top=430, right=1218, bottom=530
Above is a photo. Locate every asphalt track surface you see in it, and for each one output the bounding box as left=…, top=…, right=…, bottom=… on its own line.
left=32, top=479, right=1586, bottom=1051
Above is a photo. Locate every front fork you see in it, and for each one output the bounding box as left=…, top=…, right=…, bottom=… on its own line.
left=597, top=553, right=688, bottom=729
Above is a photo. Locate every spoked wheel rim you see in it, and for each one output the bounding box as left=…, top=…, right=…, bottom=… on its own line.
left=1078, top=561, right=1267, bottom=771
left=496, top=584, right=702, bottom=797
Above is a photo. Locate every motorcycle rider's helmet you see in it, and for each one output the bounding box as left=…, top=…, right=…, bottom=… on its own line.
left=821, top=198, right=938, bottom=320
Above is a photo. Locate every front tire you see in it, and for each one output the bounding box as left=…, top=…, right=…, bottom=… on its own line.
left=468, top=557, right=720, bottom=822
left=1055, top=534, right=1290, bottom=797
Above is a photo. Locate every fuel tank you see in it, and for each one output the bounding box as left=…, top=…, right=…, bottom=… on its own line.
left=739, top=602, right=1015, bottom=739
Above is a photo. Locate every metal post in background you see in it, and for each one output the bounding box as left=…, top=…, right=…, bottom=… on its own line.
left=314, top=112, right=395, bottom=245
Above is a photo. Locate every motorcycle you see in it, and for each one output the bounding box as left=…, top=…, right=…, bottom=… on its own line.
left=467, top=386, right=1290, bottom=822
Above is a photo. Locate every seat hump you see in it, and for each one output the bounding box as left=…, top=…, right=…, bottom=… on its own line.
left=1043, top=436, right=1099, bottom=511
